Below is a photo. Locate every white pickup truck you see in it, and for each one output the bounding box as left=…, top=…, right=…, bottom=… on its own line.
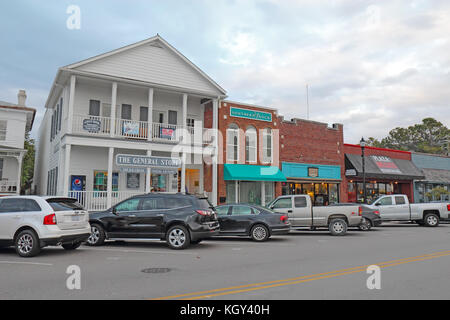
left=365, top=194, right=450, bottom=227
left=267, top=195, right=362, bottom=236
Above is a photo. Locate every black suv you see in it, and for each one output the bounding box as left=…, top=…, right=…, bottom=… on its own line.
left=86, top=194, right=219, bottom=249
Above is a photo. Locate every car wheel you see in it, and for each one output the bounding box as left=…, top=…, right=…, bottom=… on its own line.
left=250, top=224, right=270, bottom=242
left=15, top=229, right=41, bottom=258
left=86, top=224, right=106, bottom=246
left=423, top=213, right=439, bottom=227
left=358, top=218, right=372, bottom=231
left=166, top=225, right=190, bottom=250
left=329, top=219, right=348, bottom=236
left=62, top=242, right=82, bottom=250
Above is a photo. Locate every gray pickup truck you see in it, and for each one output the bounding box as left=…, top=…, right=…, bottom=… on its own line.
left=267, top=195, right=362, bottom=236
left=366, top=194, right=450, bottom=227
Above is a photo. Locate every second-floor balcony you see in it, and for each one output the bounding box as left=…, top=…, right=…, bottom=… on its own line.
left=72, top=114, right=213, bottom=145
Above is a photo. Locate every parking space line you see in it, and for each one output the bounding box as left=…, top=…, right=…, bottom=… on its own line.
left=152, top=249, right=450, bottom=300
left=84, top=247, right=194, bottom=255
left=0, top=261, right=53, bottom=266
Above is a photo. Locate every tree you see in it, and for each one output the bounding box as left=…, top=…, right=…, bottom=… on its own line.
left=367, top=118, right=450, bottom=155
left=21, top=133, right=35, bottom=194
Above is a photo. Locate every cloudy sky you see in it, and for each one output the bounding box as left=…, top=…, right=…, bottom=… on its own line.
left=1, top=0, right=449, bottom=143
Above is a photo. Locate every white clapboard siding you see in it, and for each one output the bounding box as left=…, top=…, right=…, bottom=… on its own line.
left=75, top=41, right=221, bottom=95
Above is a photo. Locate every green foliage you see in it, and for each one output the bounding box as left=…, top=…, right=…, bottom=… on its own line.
left=425, top=187, right=449, bottom=201
left=367, top=118, right=450, bottom=155
left=21, top=132, right=35, bottom=193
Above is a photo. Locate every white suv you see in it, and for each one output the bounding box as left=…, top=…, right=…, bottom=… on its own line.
left=0, top=196, right=91, bottom=257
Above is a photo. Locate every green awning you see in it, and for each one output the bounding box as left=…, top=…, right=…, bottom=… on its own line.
left=224, top=164, right=287, bottom=182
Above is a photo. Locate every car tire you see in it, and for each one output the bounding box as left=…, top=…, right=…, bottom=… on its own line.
left=250, top=224, right=270, bottom=242
left=15, top=229, right=41, bottom=258
left=358, top=217, right=372, bottom=231
left=329, top=219, right=348, bottom=236
left=166, top=225, right=190, bottom=250
left=86, top=224, right=106, bottom=246
left=423, top=213, right=439, bottom=227
left=62, top=242, right=82, bottom=250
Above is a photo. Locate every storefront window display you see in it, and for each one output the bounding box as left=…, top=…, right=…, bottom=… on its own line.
left=347, top=181, right=394, bottom=204
left=282, top=182, right=340, bottom=206
left=415, top=182, right=450, bottom=202
left=225, top=181, right=275, bottom=206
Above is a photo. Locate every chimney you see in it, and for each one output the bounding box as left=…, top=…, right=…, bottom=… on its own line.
left=17, top=90, right=27, bottom=107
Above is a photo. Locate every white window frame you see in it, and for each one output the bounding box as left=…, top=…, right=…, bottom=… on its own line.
left=262, top=128, right=273, bottom=164
left=227, top=124, right=239, bottom=162
left=245, top=126, right=257, bottom=163
left=0, top=120, right=7, bottom=141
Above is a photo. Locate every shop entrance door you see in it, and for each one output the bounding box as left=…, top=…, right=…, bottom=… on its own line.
left=239, top=182, right=262, bottom=205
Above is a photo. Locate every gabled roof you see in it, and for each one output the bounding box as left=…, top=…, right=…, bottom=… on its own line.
left=0, top=102, right=36, bottom=131
left=62, top=34, right=226, bottom=96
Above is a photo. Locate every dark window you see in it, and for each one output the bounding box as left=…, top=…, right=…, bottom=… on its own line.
left=121, top=104, right=132, bottom=120
left=272, top=198, right=292, bottom=209
left=89, top=100, right=101, bottom=116
left=378, top=197, right=393, bottom=206
left=294, top=196, right=307, bottom=208
left=395, top=196, right=406, bottom=205
left=216, top=206, right=230, bottom=216
left=231, top=206, right=253, bottom=216
left=140, top=106, right=148, bottom=122
left=140, top=197, right=167, bottom=210
left=115, top=198, right=140, bottom=212
left=58, top=98, right=63, bottom=131
left=168, top=110, right=177, bottom=125
left=0, top=158, right=3, bottom=180
left=0, top=199, right=41, bottom=213
left=47, top=199, right=83, bottom=211
left=165, top=197, right=192, bottom=209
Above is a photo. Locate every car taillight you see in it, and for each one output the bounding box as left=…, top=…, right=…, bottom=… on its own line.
left=358, top=206, right=363, bottom=216
left=196, top=210, right=213, bottom=216
left=280, top=215, right=288, bottom=224
left=374, top=210, right=380, bottom=215
left=43, top=213, right=57, bottom=225
left=447, top=204, right=450, bottom=212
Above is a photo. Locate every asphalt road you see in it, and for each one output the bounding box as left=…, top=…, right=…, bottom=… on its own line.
left=1, top=222, right=450, bottom=300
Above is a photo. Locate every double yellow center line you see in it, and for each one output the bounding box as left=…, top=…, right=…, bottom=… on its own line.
left=152, top=249, right=450, bottom=300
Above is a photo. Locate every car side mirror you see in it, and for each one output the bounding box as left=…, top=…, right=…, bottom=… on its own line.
left=374, top=203, right=380, bottom=206
left=112, top=207, right=118, bottom=215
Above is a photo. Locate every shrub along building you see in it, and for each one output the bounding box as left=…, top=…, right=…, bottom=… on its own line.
left=278, top=118, right=345, bottom=206
left=343, top=144, right=424, bottom=204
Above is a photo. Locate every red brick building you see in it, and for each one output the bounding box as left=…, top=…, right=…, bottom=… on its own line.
left=278, top=118, right=345, bottom=205
left=343, top=144, right=424, bottom=203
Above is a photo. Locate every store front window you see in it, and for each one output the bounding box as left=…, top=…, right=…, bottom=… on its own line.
left=347, top=181, right=394, bottom=204
left=415, top=182, right=450, bottom=203
left=151, top=172, right=178, bottom=193
left=226, top=181, right=275, bottom=206
left=282, top=182, right=340, bottom=206
left=240, top=181, right=262, bottom=205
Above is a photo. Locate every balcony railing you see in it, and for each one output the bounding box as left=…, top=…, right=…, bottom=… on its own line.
left=68, top=190, right=145, bottom=212
left=0, top=180, right=18, bottom=193
left=72, top=114, right=212, bottom=144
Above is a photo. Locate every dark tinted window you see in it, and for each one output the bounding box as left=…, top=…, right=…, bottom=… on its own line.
left=165, top=197, right=193, bottom=209
left=294, top=196, right=307, bottom=208
left=395, top=196, right=406, bottom=205
left=231, top=206, right=253, bottom=216
left=0, top=198, right=42, bottom=213
left=140, top=197, right=167, bottom=210
left=115, top=198, right=140, bottom=212
left=47, top=199, right=83, bottom=211
left=216, top=206, right=230, bottom=216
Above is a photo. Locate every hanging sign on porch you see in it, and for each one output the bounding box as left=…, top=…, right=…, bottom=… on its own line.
left=83, top=119, right=101, bottom=132
left=116, top=154, right=182, bottom=169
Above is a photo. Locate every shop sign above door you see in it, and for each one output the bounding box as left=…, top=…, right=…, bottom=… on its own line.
left=308, top=167, right=319, bottom=178
left=230, top=107, right=272, bottom=122
left=116, top=154, right=181, bottom=169
left=371, top=156, right=402, bottom=174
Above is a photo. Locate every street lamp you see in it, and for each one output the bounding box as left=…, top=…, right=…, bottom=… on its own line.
left=360, top=137, right=367, bottom=204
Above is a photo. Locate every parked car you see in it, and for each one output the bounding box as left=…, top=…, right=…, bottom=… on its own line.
left=365, top=194, right=450, bottom=227
left=0, top=196, right=91, bottom=257
left=86, top=193, right=220, bottom=250
left=214, top=204, right=290, bottom=241
left=328, top=203, right=381, bottom=231
left=267, top=195, right=362, bottom=236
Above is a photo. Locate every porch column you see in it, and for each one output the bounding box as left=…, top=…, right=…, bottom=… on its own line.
left=107, top=147, right=114, bottom=208
left=147, top=88, right=154, bottom=141
left=212, top=98, right=219, bottom=205
left=181, top=153, right=186, bottom=194
left=145, top=150, right=152, bottom=193
left=63, top=144, right=71, bottom=196
left=182, top=93, right=188, bottom=130
left=15, top=153, right=24, bottom=195
left=110, top=82, right=117, bottom=137
left=67, top=75, right=76, bottom=134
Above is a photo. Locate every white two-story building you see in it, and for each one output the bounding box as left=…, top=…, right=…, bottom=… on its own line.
left=34, top=35, right=226, bottom=210
left=0, top=90, right=36, bottom=195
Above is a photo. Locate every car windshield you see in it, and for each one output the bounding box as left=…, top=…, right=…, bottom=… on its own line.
left=47, top=199, right=84, bottom=211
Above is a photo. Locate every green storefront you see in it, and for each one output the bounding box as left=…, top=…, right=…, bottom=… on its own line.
left=223, top=164, right=286, bottom=206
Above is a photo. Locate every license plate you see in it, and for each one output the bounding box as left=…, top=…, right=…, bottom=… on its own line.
left=71, top=215, right=81, bottom=222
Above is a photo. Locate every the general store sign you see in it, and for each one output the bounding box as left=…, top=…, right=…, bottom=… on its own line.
left=230, top=107, right=272, bottom=122
left=116, top=154, right=181, bottom=168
